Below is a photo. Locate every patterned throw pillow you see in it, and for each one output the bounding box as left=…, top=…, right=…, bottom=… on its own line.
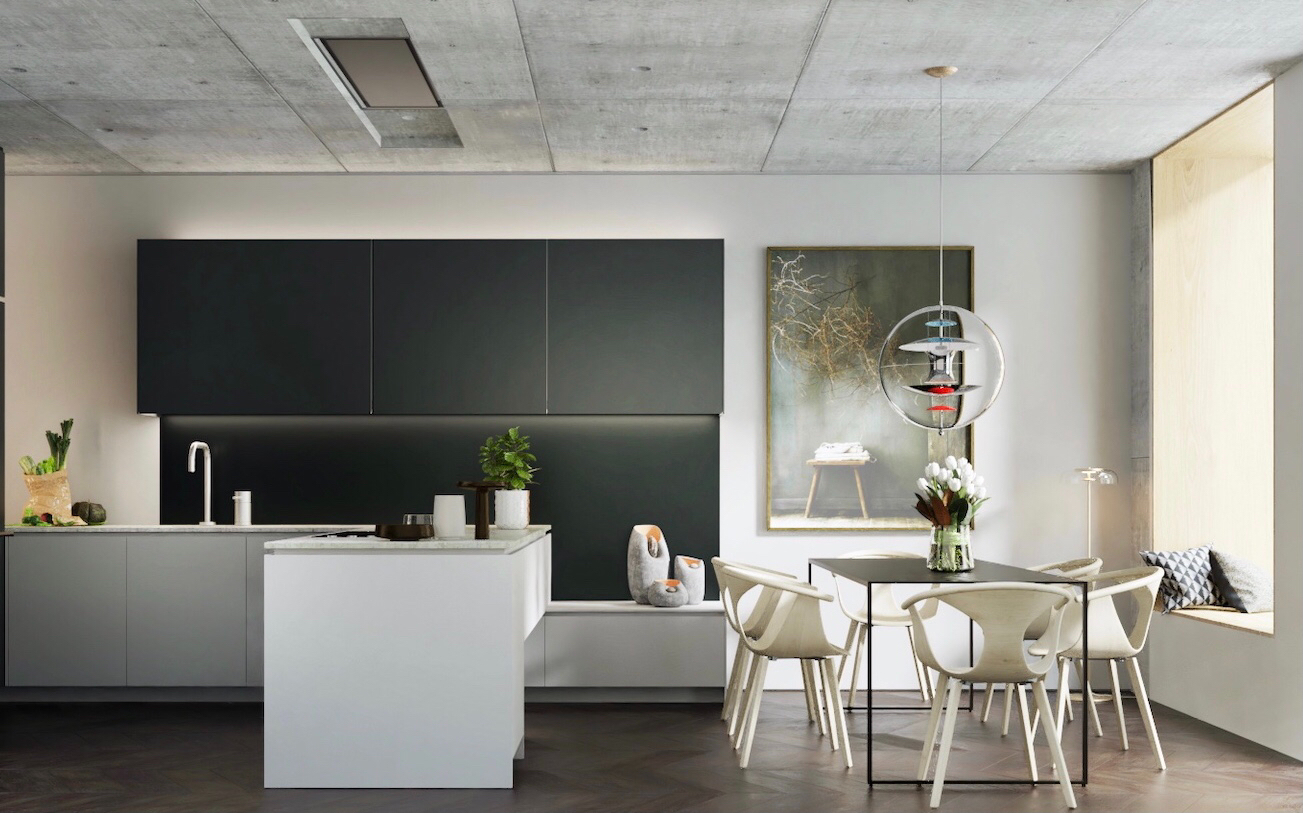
left=1140, top=545, right=1221, bottom=613
left=1209, top=550, right=1273, bottom=613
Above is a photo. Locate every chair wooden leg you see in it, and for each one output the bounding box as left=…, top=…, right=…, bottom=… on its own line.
left=1109, top=659, right=1129, bottom=751
left=1033, top=680, right=1078, bottom=809
left=1001, top=683, right=1014, bottom=737
left=1054, top=656, right=1070, bottom=737
left=724, top=642, right=746, bottom=721
left=906, top=625, right=930, bottom=703
left=728, top=649, right=754, bottom=741
left=810, top=655, right=828, bottom=736
left=1075, top=659, right=1103, bottom=737
left=821, top=658, right=853, bottom=767
left=819, top=658, right=842, bottom=752
left=929, top=677, right=963, bottom=809
left=799, top=659, right=817, bottom=723
left=1016, top=683, right=1038, bottom=783
left=917, top=671, right=950, bottom=781
left=731, top=652, right=759, bottom=748
left=847, top=624, right=867, bottom=710
left=980, top=681, right=995, bottom=722
left=823, top=661, right=854, bottom=766
left=1057, top=655, right=1075, bottom=723
left=837, top=621, right=858, bottom=683
left=1125, top=656, right=1167, bottom=770
left=738, top=656, right=769, bottom=768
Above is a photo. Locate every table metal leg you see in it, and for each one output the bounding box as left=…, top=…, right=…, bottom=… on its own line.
left=1082, top=586, right=1089, bottom=786
left=866, top=581, right=873, bottom=787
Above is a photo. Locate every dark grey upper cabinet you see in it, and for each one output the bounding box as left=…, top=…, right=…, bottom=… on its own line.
left=372, top=240, right=546, bottom=414
left=547, top=240, right=724, bottom=414
left=137, top=240, right=372, bottom=415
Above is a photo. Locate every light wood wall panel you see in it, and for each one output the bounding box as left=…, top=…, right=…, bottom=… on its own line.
left=1152, top=86, right=1274, bottom=575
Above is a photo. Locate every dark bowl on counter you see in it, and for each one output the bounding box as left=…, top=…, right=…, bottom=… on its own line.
left=375, top=524, right=435, bottom=541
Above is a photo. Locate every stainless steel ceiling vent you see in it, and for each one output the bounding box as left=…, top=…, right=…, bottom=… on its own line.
left=291, top=18, right=462, bottom=149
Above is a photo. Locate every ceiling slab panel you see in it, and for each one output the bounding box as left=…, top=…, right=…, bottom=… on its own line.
left=0, top=101, right=139, bottom=173
left=0, top=80, right=28, bottom=101
left=0, top=0, right=277, bottom=101
left=1051, top=0, right=1303, bottom=101
left=295, top=101, right=552, bottom=173
left=970, top=100, right=1229, bottom=172
left=765, top=99, right=1033, bottom=172
left=542, top=100, right=785, bottom=171
left=45, top=100, right=343, bottom=173
left=794, top=0, right=1148, bottom=101
left=516, top=0, right=827, bottom=100
left=195, top=0, right=535, bottom=104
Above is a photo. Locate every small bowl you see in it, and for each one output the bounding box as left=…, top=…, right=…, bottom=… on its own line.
left=375, top=524, right=434, bottom=541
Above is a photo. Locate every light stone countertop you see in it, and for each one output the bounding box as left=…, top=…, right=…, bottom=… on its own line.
left=264, top=525, right=551, bottom=554
left=6, top=524, right=367, bottom=534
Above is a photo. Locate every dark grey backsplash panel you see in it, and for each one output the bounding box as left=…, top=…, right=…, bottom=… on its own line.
left=160, top=415, right=719, bottom=601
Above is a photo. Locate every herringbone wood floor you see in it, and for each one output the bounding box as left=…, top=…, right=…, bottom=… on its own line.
left=0, top=692, right=1297, bottom=812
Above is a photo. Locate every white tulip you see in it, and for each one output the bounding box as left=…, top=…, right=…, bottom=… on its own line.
left=977, top=486, right=988, bottom=499
left=948, top=478, right=962, bottom=492
left=958, top=457, right=969, bottom=467
left=974, top=475, right=985, bottom=486
left=917, top=478, right=930, bottom=491
left=926, top=462, right=941, bottom=478
left=944, top=456, right=958, bottom=470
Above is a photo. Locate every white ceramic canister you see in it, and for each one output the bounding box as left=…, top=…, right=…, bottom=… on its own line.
left=233, top=491, right=252, bottom=526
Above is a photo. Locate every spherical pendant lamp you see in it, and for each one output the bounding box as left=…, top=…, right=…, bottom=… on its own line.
left=878, top=67, right=1005, bottom=434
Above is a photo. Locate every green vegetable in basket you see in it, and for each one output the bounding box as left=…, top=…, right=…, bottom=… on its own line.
left=45, top=418, right=73, bottom=471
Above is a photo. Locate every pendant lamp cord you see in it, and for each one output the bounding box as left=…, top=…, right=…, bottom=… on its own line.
left=937, top=73, right=945, bottom=315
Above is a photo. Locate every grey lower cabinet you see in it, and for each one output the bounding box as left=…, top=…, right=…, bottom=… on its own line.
left=244, top=535, right=273, bottom=686
left=6, top=535, right=129, bottom=686
left=5, top=531, right=292, bottom=688
left=126, top=535, right=247, bottom=686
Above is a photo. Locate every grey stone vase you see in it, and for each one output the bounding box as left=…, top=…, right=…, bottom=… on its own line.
left=645, top=579, right=690, bottom=608
left=674, top=555, right=706, bottom=605
left=627, top=525, right=670, bottom=604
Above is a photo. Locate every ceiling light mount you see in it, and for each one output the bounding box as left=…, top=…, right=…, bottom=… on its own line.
left=924, top=66, right=958, bottom=78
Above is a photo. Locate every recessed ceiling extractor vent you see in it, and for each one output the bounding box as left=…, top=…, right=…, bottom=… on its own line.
left=290, top=18, right=462, bottom=150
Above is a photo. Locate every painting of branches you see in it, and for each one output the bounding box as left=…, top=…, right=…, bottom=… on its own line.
left=766, top=247, right=973, bottom=531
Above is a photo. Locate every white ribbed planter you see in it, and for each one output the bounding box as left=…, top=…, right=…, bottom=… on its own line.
left=494, top=490, right=530, bottom=530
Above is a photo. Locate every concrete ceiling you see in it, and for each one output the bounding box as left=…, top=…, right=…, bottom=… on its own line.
left=0, top=0, right=1300, bottom=175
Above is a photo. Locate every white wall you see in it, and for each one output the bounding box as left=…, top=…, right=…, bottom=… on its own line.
left=4, top=172, right=1133, bottom=689
left=1148, top=62, right=1303, bottom=761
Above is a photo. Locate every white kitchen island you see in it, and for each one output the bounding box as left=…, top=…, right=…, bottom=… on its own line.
left=262, top=525, right=551, bottom=789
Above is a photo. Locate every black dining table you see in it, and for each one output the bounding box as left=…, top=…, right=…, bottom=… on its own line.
left=808, top=557, right=1090, bottom=787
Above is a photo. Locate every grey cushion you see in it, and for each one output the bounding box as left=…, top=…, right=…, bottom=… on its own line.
left=1140, top=545, right=1221, bottom=613
left=1208, top=550, right=1273, bottom=613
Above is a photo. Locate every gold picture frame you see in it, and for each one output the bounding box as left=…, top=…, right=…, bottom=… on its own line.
left=765, top=246, right=975, bottom=532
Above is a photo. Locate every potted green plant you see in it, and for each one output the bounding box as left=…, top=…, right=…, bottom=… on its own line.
left=479, top=427, right=539, bottom=530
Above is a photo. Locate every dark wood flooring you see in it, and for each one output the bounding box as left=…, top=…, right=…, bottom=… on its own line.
left=0, top=692, right=1297, bottom=812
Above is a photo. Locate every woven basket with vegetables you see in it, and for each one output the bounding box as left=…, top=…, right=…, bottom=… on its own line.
left=19, top=419, right=81, bottom=526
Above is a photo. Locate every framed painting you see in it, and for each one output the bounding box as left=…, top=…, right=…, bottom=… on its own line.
left=766, top=246, right=974, bottom=531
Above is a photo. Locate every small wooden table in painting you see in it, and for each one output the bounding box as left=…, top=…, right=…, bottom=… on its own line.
left=804, top=459, right=872, bottom=518
left=808, top=556, right=1089, bottom=788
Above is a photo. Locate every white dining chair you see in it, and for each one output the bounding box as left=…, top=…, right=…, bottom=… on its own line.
left=980, top=557, right=1103, bottom=735
left=1031, top=565, right=1167, bottom=770
left=712, top=558, right=830, bottom=739
left=830, top=550, right=939, bottom=707
left=906, top=582, right=1079, bottom=809
left=721, top=563, right=853, bottom=770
